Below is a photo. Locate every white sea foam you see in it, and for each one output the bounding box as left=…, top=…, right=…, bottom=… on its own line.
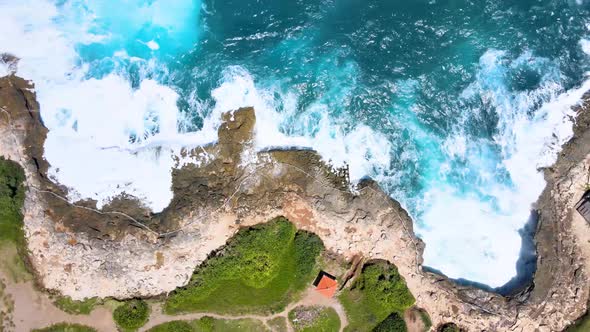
left=208, top=66, right=392, bottom=181
left=0, top=0, right=194, bottom=211
left=0, top=0, right=390, bottom=211
left=146, top=40, right=160, bottom=50
left=418, top=49, right=590, bottom=287
left=42, top=76, right=181, bottom=211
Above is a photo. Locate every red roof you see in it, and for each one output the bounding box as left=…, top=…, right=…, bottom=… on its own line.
left=315, top=275, right=338, bottom=298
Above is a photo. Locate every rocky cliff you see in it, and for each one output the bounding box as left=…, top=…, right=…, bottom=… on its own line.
left=1, top=74, right=589, bottom=331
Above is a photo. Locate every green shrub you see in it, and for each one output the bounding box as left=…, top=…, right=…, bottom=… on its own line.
left=33, top=323, right=97, bottom=332
left=355, top=264, right=415, bottom=310
left=372, top=313, right=407, bottom=332
left=194, top=316, right=215, bottom=331
left=340, top=261, right=415, bottom=331
left=292, top=231, right=324, bottom=286
left=164, top=218, right=324, bottom=314
left=113, top=299, right=150, bottom=330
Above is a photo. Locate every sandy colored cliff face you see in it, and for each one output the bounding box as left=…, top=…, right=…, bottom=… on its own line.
left=1, top=75, right=590, bottom=331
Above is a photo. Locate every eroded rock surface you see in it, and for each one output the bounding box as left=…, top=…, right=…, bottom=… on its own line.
left=1, top=75, right=589, bottom=331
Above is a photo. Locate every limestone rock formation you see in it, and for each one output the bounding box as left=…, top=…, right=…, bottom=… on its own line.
left=1, top=74, right=589, bottom=331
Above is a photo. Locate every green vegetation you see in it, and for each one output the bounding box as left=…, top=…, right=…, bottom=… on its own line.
left=33, top=323, right=97, bottom=332
left=417, top=308, right=432, bottom=331
left=113, top=299, right=150, bottom=331
left=372, top=313, right=407, bottom=332
left=0, top=157, right=31, bottom=283
left=0, top=279, right=13, bottom=328
left=0, top=243, right=31, bottom=283
left=165, top=218, right=324, bottom=314
left=147, top=317, right=268, bottom=332
left=339, top=261, right=415, bottom=331
left=288, top=306, right=341, bottom=332
left=148, top=321, right=194, bottom=332
left=53, top=296, right=100, bottom=315
left=566, top=314, right=590, bottom=332
left=439, top=323, right=460, bottom=332
left=0, top=157, right=25, bottom=244
left=268, top=316, right=288, bottom=331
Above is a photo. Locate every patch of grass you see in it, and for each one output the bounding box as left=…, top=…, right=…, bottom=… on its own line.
left=147, top=317, right=269, bottom=332
left=268, top=316, right=288, bottom=331
left=103, top=298, right=125, bottom=311
left=0, top=157, right=31, bottom=283
left=288, top=306, right=340, bottom=332
left=0, top=157, right=25, bottom=245
left=372, top=312, right=406, bottom=332
left=33, top=323, right=97, bottom=332
left=339, top=260, right=415, bottom=332
left=417, top=308, right=432, bottom=331
left=147, top=320, right=193, bottom=332
left=53, top=296, right=100, bottom=315
left=113, top=299, right=150, bottom=331
left=196, top=317, right=269, bottom=332
left=0, top=243, right=32, bottom=283
left=164, top=218, right=324, bottom=315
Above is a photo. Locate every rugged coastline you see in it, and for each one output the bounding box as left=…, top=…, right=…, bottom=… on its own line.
left=1, top=74, right=589, bottom=331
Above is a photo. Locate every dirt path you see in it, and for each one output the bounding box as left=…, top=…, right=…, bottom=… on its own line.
left=3, top=278, right=117, bottom=332
left=282, top=287, right=349, bottom=332
left=142, top=287, right=349, bottom=332
left=141, top=307, right=272, bottom=331
left=404, top=308, right=427, bottom=332
left=2, top=269, right=348, bottom=332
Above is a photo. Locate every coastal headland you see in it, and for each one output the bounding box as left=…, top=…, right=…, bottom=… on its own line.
left=1, top=74, right=590, bottom=331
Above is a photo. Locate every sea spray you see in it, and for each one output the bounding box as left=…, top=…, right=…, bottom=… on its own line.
left=0, top=0, right=200, bottom=211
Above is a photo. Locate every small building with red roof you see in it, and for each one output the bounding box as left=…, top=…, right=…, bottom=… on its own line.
left=313, top=271, right=338, bottom=298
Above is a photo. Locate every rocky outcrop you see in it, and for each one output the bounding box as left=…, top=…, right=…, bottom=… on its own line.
left=1, top=74, right=589, bottom=331
left=531, top=94, right=590, bottom=328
